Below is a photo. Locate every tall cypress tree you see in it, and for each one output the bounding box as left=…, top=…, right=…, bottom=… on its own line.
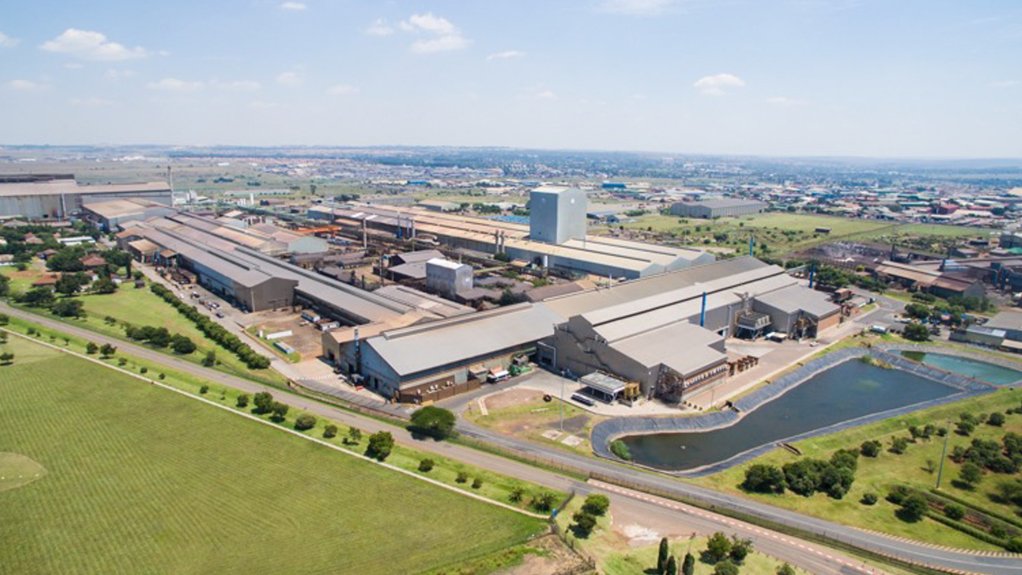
left=657, top=537, right=670, bottom=574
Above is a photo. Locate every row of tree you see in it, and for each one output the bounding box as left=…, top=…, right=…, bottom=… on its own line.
left=742, top=448, right=859, bottom=499
left=149, top=283, right=269, bottom=369
left=123, top=324, right=197, bottom=355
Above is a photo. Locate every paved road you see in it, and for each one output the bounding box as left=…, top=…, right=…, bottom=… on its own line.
left=6, top=303, right=1021, bottom=574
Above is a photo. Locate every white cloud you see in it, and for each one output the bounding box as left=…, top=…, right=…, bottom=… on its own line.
left=7, top=79, right=44, bottom=91
left=280, top=2, right=306, bottom=11
left=276, top=71, right=303, bottom=86
left=598, top=0, right=675, bottom=16
left=694, top=73, right=745, bottom=95
left=990, top=80, right=1020, bottom=88
left=0, top=32, right=19, bottom=47
left=365, top=19, right=395, bottom=36
left=214, top=80, right=261, bottom=91
left=766, top=96, right=807, bottom=106
left=104, top=68, right=135, bottom=80
left=326, top=84, right=358, bottom=96
left=40, top=28, right=148, bottom=61
left=70, top=97, right=114, bottom=107
left=535, top=90, right=557, bottom=100
left=400, top=13, right=469, bottom=54
left=146, top=78, right=203, bottom=92
left=63, top=62, right=84, bottom=70
left=487, top=50, right=525, bottom=61
left=249, top=100, right=279, bottom=110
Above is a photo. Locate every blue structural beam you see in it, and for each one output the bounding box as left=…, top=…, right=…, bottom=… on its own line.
left=700, top=291, right=707, bottom=327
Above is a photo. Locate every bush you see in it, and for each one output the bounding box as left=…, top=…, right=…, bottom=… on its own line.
left=199, top=385, right=209, bottom=394
left=533, top=491, right=557, bottom=512
left=270, top=402, right=289, bottom=423
left=861, top=493, right=878, bottom=505
left=117, top=357, right=127, bottom=367
left=418, top=458, right=435, bottom=472
left=944, top=504, right=965, bottom=521
left=171, top=335, right=196, bottom=355
left=456, top=471, right=468, bottom=484
left=713, top=560, right=739, bottom=575
left=581, top=493, right=610, bottom=516
left=294, top=414, right=316, bottom=431
left=408, top=406, right=457, bottom=440
left=704, top=531, right=732, bottom=563
left=742, top=464, right=786, bottom=494
left=471, top=477, right=483, bottom=489
left=960, top=462, right=983, bottom=487
left=860, top=440, right=882, bottom=458
left=889, top=436, right=909, bottom=454
left=323, top=424, right=338, bottom=438
left=346, top=427, right=362, bottom=444
left=252, top=391, right=274, bottom=414
left=729, top=536, right=752, bottom=563
left=572, top=510, right=597, bottom=537
left=140, top=367, right=148, bottom=374
left=236, top=394, right=250, bottom=408
left=509, top=486, right=524, bottom=503
left=86, top=342, right=98, bottom=354
left=988, top=412, right=1006, bottom=427
left=899, top=493, right=929, bottom=522
left=366, top=431, right=394, bottom=461
left=610, top=439, right=632, bottom=460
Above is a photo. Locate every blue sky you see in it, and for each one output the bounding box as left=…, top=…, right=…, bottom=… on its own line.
left=1, top=0, right=1020, bottom=157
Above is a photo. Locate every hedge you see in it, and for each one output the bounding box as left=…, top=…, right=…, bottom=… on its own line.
left=929, top=488, right=1022, bottom=531
left=150, top=284, right=270, bottom=369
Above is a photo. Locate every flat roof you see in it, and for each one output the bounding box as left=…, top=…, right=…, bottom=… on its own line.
left=678, top=198, right=767, bottom=209
left=985, top=310, right=1022, bottom=331
left=609, top=321, right=726, bottom=377
left=0, top=178, right=171, bottom=197
left=754, top=284, right=840, bottom=318
left=373, top=285, right=476, bottom=319
left=580, top=372, right=628, bottom=395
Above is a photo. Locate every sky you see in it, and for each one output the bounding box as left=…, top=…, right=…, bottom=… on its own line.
left=0, top=0, right=1020, bottom=158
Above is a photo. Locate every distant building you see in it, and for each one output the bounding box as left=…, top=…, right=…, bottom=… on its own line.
left=0, top=174, right=172, bottom=220
left=670, top=198, right=768, bottom=219
left=529, top=186, right=588, bottom=245
left=426, top=258, right=473, bottom=299
left=418, top=200, right=461, bottom=213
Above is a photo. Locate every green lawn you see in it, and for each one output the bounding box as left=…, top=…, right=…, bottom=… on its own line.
left=601, top=536, right=805, bottom=575
left=689, top=388, right=1022, bottom=551
left=464, top=393, right=600, bottom=456
left=0, top=336, right=545, bottom=574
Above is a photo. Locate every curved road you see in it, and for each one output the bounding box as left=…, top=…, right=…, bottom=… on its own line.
left=5, top=303, right=1021, bottom=574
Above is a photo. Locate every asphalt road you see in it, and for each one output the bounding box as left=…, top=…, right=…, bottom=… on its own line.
left=6, top=303, right=1021, bottom=574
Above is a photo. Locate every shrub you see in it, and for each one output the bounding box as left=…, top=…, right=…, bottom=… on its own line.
left=408, top=406, right=457, bottom=440
left=713, top=560, right=739, bottom=575
left=742, top=464, right=786, bottom=494
left=988, top=412, right=1006, bottom=427
left=117, top=357, right=127, bottom=367
left=704, top=531, right=732, bottom=563
left=571, top=510, right=597, bottom=537
left=889, top=436, right=909, bottom=454
left=898, top=493, right=928, bottom=522
left=610, top=439, right=632, bottom=460
left=252, top=391, right=274, bottom=414
left=236, top=394, right=250, bottom=408
left=346, top=427, right=362, bottom=444
left=860, top=440, right=882, bottom=457
left=456, top=471, right=468, bottom=484
left=861, top=493, right=878, bottom=505
left=581, top=493, right=610, bottom=516
left=86, top=342, right=98, bottom=354
left=294, top=414, right=316, bottom=431
left=471, top=477, right=483, bottom=489
left=139, top=367, right=148, bottom=374
left=509, top=486, right=524, bottom=503
left=365, top=431, right=394, bottom=461
left=960, top=462, right=983, bottom=487
left=944, top=504, right=965, bottom=521
left=199, top=385, right=209, bottom=394
left=270, top=402, right=289, bottom=423
left=323, top=424, right=338, bottom=438
left=729, top=536, right=752, bottom=564
left=418, top=458, right=435, bottom=472
left=533, top=491, right=557, bottom=512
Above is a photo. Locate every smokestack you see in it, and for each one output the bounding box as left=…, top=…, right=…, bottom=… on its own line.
left=699, top=291, right=707, bottom=327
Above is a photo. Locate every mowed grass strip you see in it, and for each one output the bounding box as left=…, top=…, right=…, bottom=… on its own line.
left=0, top=346, right=544, bottom=575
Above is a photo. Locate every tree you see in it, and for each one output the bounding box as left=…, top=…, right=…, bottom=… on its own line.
left=658, top=537, right=670, bottom=574
left=904, top=303, right=931, bottom=321
left=471, top=477, right=483, bottom=489
left=236, top=394, right=250, bottom=408
left=202, top=350, right=216, bottom=367
left=903, top=322, right=930, bottom=342
left=252, top=391, right=274, bottom=414
left=665, top=555, right=678, bottom=575
left=86, top=342, right=98, bottom=354
left=0, top=313, right=8, bottom=325
left=418, top=458, right=434, bottom=472
left=681, top=553, right=695, bottom=575
left=861, top=493, right=878, bottom=505
left=456, top=471, right=469, bottom=484
left=704, top=532, right=732, bottom=563
left=99, top=343, right=116, bottom=357
left=713, top=561, right=739, bottom=575
left=571, top=510, right=597, bottom=538
left=581, top=493, right=610, bottom=516
left=509, top=486, right=524, bottom=503
left=898, top=493, right=928, bottom=522
left=347, top=427, right=362, bottom=444
left=408, top=405, right=457, bottom=440
left=366, top=431, right=394, bottom=461
left=959, top=462, right=983, bottom=487
left=170, top=335, right=196, bottom=354
left=742, top=464, right=786, bottom=493
left=729, top=536, right=752, bottom=564
left=0, top=352, right=13, bottom=366
left=20, top=287, right=55, bottom=308
left=889, top=436, right=910, bottom=455
left=988, top=412, right=1006, bottom=427
left=533, top=491, right=557, bottom=512
left=323, top=424, right=338, bottom=438
left=199, top=385, right=209, bottom=394
left=52, top=299, right=85, bottom=318
left=270, top=402, right=289, bottom=422
left=294, top=414, right=316, bottom=431
left=777, top=564, right=796, bottom=575
left=860, top=440, right=882, bottom=458
left=92, top=277, right=118, bottom=294
left=55, top=273, right=85, bottom=296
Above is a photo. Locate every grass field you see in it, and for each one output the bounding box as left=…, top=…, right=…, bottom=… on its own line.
left=689, top=388, right=1022, bottom=551
left=601, top=536, right=804, bottom=575
left=463, top=391, right=600, bottom=457
left=0, top=336, right=545, bottom=574
left=611, top=211, right=988, bottom=256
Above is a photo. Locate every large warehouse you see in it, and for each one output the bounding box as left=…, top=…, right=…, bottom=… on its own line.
left=669, top=198, right=768, bottom=219
left=328, top=256, right=841, bottom=404
left=0, top=174, right=172, bottom=220
left=310, top=186, right=715, bottom=279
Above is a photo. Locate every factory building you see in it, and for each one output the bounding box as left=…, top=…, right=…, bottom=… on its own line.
left=0, top=174, right=172, bottom=220
left=529, top=185, right=588, bottom=245
left=82, top=198, right=178, bottom=231
left=426, top=258, right=473, bottom=299
left=669, top=198, right=768, bottom=219
left=311, top=188, right=715, bottom=279
left=340, top=257, right=840, bottom=404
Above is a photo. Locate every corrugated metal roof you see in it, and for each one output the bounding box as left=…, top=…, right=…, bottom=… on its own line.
left=0, top=179, right=170, bottom=197
left=368, top=303, right=561, bottom=377
left=754, top=284, right=840, bottom=318
left=373, top=285, right=476, bottom=319
left=609, top=321, right=726, bottom=376
left=985, top=310, right=1022, bottom=331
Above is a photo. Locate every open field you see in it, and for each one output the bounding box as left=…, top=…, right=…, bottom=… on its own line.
left=689, top=388, right=1022, bottom=551
left=601, top=535, right=804, bottom=575
left=609, top=211, right=990, bottom=256
left=464, top=388, right=600, bottom=456
left=0, top=336, right=545, bottom=574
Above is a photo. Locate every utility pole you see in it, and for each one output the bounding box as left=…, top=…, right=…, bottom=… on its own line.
left=935, top=419, right=951, bottom=490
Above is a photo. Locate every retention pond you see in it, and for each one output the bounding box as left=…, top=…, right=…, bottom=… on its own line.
left=899, top=351, right=1022, bottom=386
left=619, top=360, right=958, bottom=471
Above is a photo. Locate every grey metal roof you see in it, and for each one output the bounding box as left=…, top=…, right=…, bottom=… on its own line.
left=608, top=321, right=726, bottom=377
left=0, top=179, right=171, bottom=197
left=373, top=285, right=476, bottom=319
left=683, top=198, right=768, bottom=209
left=754, top=284, right=840, bottom=318
left=985, top=310, right=1022, bottom=331
left=367, top=303, right=562, bottom=377
left=580, top=372, right=628, bottom=394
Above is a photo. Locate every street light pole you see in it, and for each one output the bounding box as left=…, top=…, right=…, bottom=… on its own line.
left=936, top=419, right=951, bottom=490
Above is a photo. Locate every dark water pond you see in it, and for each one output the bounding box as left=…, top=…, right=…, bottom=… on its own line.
left=619, top=360, right=957, bottom=471
left=900, top=351, right=1022, bottom=386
